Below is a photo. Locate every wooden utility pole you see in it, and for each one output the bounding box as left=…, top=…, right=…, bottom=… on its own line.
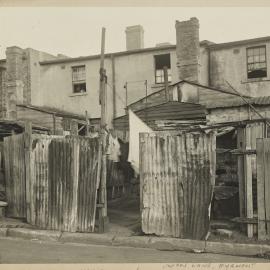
left=124, top=82, right=128, bottom=109
left=163, top=66, right=169, bottom=101
left=85, top=110, right=90, bottom=136
left=98, top=27, right=109, bottom=233
left=24, top=121, right=32, bottom=222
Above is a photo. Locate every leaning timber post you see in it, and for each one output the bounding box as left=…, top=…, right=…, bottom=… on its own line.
left=24, top=121, right=32, bottom=223
left=98, top=27, right=109, bottom=233
left=85, top=110, right=90, bottom=136
left=245, top=125, right=254, bottom=238
left=237, top=127, right=246, bottom=232
left=163, top=66, right=169, bottom=102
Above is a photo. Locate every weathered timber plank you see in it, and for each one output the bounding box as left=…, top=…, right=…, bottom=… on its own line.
left=256, top=138, right=267, bottom=240
left=245, top=126, right=254, bottom=238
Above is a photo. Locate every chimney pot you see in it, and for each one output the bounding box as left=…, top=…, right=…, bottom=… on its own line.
left=125, top=25, right=144, bottom=51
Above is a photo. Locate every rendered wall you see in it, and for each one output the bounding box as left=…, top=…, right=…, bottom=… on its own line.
left=209, top=41, right=270, bottom=97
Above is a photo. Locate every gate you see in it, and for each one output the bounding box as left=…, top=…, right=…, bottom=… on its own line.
left=139, top=131, right=216, bottom=239
left=4, top=133, right=100, bottom=232
left=4, top=134, right=26, bottom=218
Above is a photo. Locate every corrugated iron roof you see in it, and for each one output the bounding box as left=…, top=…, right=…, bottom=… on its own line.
left=206, top=96, right=270, bottom=109
left=17, top=104, right=89, bottom=121
left=114, top=101, right=206, bottom=131
left=127, top=80, right=243, bottom=113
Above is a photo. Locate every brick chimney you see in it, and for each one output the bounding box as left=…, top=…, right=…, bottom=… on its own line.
left=125, top=25, right=144, bottom=51
left=175, top=17, right=200, bottom=82
left=5, top=46, right=25, bottom=120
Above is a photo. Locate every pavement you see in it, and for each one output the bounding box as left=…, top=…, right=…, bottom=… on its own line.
left=0, top=237, right=268, bottom=263
left=1, top=223, right=270, bottom=260
left=0, top=197, right=270, bottom=260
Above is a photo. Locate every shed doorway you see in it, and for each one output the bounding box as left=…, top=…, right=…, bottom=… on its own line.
left=212, top=128, right=239, bottom=221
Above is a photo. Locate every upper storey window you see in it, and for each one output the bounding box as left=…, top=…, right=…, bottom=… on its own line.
left=72, top=65, right=86, bottom=93
left=247, top=46, right=267, bottom=79
left=154, top=54, right=172, bottom=84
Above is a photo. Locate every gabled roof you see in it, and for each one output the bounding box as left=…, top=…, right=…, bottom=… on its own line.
left=127, top=79, right=247, bottom=112
left=114, top=101, right=206, bottom=131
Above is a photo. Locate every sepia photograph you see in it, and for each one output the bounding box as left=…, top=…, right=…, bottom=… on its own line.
left=0, top=0, right=270, bottom=267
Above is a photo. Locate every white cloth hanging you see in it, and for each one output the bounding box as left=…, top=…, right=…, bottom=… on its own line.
left=128, top=109, right=153, bottom=174
left=107, top=133, right=121, bottom=162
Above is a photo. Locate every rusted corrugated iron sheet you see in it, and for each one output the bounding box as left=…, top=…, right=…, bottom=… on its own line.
left=139, top=131, right=216, bottom=239
left=4, top=134, right=26, bottom=218
left=27, top=135, right=99, bottom=232
left=114, top=101, right=206, bottom=131
left=77, top=137, right=99, bottom=232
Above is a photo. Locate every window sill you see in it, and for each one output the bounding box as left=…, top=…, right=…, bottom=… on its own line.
left=69, top=92, right=88, bottom=97
left=151, top=83, right=169, bottom=89
left=241, top=77, right=270, bottom=84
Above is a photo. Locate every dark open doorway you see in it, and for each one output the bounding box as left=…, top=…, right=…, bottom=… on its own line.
left=106, top=138, right=142, bottom=236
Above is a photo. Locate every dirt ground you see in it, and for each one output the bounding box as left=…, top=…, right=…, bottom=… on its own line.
left=1, top=195, right=270, bottom=246
left=107, top=196, right=270, bottom=246
left=107, top=196, right=142, bottom=236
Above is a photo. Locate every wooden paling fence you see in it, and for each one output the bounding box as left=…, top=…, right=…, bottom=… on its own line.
left=256, top=138, right=270, bottom=240
left=4, top=133, right=100, bottom=232
left=237, top=122, right=265, bottom=238
left=139, top=131, right=216, bottom=239
left=4, top=134, right=26, bottom=218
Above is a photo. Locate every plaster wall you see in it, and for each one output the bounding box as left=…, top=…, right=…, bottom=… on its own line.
left=210, top=41, right=270, bottom=97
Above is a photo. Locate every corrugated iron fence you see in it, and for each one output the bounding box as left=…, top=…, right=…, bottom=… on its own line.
left=139, top=131, right=216, bottom=239
left=4, top=134, right=100, bottom=232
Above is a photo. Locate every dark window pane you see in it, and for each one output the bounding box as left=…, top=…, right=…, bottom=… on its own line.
left=73, top=83, right=86, bottom=93
left=154, top=54, right=171, bottom=69
left=248, top=69, right=267, bottom=79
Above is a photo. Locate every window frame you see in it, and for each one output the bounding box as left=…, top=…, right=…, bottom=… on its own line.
left=154, top=53, right=172, bottom=84
left=246, top=45, right=267, bottom=79
left=71, top=65, right=87, bottom=94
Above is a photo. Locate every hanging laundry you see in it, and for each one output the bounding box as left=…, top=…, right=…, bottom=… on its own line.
left=128, top=109, right=153, bottom=174
left=107, top=133, right=121, bottom=162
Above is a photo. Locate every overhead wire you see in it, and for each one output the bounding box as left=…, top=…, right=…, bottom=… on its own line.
left=225, top=80, right=270, bottom=128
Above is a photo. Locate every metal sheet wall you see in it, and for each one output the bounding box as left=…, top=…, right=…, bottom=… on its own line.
left=27, top=135, right=100, bottom=232
left=4, top=134, right=26, bottom=218
left=139, top=131, right=216, bottom=239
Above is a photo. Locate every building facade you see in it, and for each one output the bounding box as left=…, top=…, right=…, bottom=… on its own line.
left=1, top=17, right=270, bottom=129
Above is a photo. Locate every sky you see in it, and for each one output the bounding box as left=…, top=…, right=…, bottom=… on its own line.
left=0, top=7, right=270, bottom=59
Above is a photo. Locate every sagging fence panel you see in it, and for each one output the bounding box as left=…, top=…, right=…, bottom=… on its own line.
left=139, top=131, right=216, bottom=239
left=26, top=135, right=100, bottom=232
left=4, top=134, right=26, bottom=218
left=256, top=138, right=270, bottom=240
